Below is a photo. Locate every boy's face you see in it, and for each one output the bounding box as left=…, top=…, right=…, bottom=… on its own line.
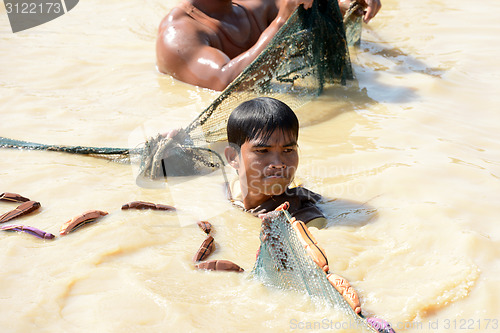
left=226, top=129, right=299, bottom=207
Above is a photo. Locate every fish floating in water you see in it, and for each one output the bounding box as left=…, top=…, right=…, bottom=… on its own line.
left=0, top=194, right=51, bottom=239
left=196, top=259, right=244, bottom=272
left=191, top=220, right=245, bottom=272
left=60, top=210, right=108, bottom=235
left=0, top=192, right=30, bottom=203
left=193, top=235, right=215, bottom=262
left=0, top=200, right=41, bottom=224
left=121, top=201, right=176, bottom=211
left=196, top=220, right=212, bottom=235
left=1, top=224, right=55, bottom=240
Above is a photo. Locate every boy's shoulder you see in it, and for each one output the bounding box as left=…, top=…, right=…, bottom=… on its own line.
left=285, top=186, right=323, bottom=203
left=230, top=177, right=325, bottom=224
left=250, top=186, right=325, bottom=223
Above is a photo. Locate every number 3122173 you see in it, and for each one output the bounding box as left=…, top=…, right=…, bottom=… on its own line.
left=5, top=2, right=62, bottom=14
left=443, top=319, right=498, bottom=330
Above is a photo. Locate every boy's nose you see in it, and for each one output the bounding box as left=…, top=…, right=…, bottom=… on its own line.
left=270, top=163, right=286, bottom=169
left=269, top=155, right=286, bottom=168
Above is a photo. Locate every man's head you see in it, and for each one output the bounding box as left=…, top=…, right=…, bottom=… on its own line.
left=225, top=97, right=299, bottom=209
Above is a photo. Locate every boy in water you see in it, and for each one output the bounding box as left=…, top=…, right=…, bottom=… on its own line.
left=224, top=97, right=326, bottom=229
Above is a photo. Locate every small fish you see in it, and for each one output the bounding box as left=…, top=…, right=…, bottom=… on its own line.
left=196, top=220, right=212, bottom=235
left=0, top=200, right=41, bottom=224
left=60, top=210, right=108, bottom=235
left=121, top=201, right=175, bottom=211
left=1, top=224, right=55, bottom=240
left=195, top=259, right=244, bottom=272
left=0, top=192, right=30, bottom=203
left=193, top=235, right=215, bottom=262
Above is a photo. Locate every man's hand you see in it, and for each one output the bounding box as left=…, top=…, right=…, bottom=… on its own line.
left=358, top=0, right=381, bottom=23
left=276, top=0, right=314, bottom=23
left=286, top=0, right=314, bottom=10
left=338, top=0, right=381, bottom=23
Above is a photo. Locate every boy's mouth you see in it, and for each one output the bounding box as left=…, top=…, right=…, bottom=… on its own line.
left=264, top=172, right=287, bottom=179
left=266, top=174, right=285, bottom=178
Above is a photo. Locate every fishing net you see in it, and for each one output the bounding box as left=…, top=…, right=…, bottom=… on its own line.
left=139, top=0, right=354, bottom=178
left=0, top=137, right=133, bottom=162
left=253, top=207, right=378, bottom=332
left=0, top=0, right=361, bottom=179
left=344, top=1, right=363, bottom=46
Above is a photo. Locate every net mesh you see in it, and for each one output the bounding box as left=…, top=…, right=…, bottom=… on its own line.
left=138, top=0, right=355, bottom=178
left=0, top=0, right=362, bottom=179
left=253, top=208, right=377, bottom=332
left=344, top=1, right=363, bottom=46
left=185, top=0, right=353, bottom=145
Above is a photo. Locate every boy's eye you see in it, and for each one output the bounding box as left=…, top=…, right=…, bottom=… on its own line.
left=255, top=148, right=268, bottom=153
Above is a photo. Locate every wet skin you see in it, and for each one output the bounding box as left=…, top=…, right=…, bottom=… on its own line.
left=157, top=0, right=314, bottom=91
left=156, top=0, right=381, bottom=91
left=225, top=130, right=299, bottom=209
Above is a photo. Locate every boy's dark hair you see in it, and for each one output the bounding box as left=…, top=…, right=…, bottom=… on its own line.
left=227, top=97, right=299, bottom=149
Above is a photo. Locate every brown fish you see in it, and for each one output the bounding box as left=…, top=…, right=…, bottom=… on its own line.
left=195, top=259, right=244, bottom=272
left=60, top=210, right=108, bottom=235
left=196, top=220, right=212, bottom=235
left=192, top=235, right=215, bottom=262
left=0, top=192, right=30, bottom=203
left=0, top=200, right=41, bottom=224
left=121, top=201, right=175, bottom=211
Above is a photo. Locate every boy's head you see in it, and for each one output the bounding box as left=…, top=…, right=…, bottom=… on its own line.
left=225, top=97, right=300, bottom=209
left=227, top=97, right=299, bottom=150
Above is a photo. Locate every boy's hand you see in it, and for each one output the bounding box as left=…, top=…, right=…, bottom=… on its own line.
left=160, top=128, right=192, bottom=144
left=161, top=128, right=180, bottom=139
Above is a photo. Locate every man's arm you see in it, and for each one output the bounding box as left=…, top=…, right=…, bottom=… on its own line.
left=156, top=0, right=313, bottom=91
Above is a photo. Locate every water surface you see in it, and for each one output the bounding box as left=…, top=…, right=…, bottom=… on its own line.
left=1, top=0, right=500, bottom=332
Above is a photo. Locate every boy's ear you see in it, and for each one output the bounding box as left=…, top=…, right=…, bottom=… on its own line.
left=224, top=146, right=240, bottom=169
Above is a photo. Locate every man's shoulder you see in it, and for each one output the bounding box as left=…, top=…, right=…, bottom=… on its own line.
left=159, top=6, right=196, bottom=31
left=157, top=5, right=211, bottom=55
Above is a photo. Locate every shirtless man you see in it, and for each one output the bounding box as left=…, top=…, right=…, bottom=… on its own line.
left=156, top=0, right=381, bottom=91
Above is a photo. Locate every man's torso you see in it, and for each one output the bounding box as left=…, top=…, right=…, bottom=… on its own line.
left=167, top=0, right=276, bottom=58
